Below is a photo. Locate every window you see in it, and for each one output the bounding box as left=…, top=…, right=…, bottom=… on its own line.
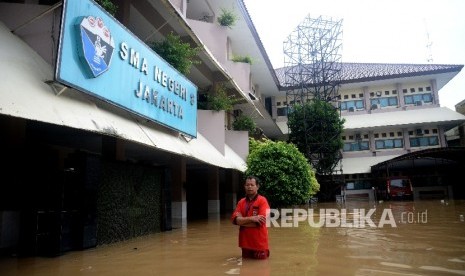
left=277, top=107, right=288, bottom=116
left=404, top=93, right=433, bottom=105
left=340, top=100, right=364, bottom=111
left=343, top=141, right=370, bottom=152
left=371, top=96, right=398, bottom=107
left=375, top=139, right=403, bottom=149
left=409, top=136, right=439, bottom=147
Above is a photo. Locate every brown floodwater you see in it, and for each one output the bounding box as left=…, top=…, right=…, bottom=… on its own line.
left=1, top=200, right=464, bottom=275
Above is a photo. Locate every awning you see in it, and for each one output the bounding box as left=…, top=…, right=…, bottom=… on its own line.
left=343, top=107, right=465, bottom=131
left=340, top=155, right=401, bottom=174
left=0, top=21, right=246, bottom=171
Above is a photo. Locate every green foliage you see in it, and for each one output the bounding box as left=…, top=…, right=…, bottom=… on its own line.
left=217, top=8, right=238, bottom=28
left=232, top=115, right=256, bottom=134
left=96, top=0, right=118, bottom=16
left=198, top=84, right=240, bottom=111
left=287, top=99, right=345, bottom=175
left=246, top=139, right=320, bottom=207
left=151, top=32, right=201, bottom=75
left=231, top=55, right=253, bottom=64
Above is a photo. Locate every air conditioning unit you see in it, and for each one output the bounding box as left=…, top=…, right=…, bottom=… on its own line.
left=415, top=100, right=424, bottom=106
left=371, top=103, right=380, bottom=110
left=375, top=91, right=382, bottom=97
left=415, top=128, right=424, bottom=136
left=348, top=106, right=355, bottom=112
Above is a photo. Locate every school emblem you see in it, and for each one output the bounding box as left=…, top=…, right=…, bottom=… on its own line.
left=77, top=16, right=115, bottom=78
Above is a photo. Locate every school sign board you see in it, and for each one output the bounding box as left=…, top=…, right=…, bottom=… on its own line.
left=56, top=0, right=198, bottom=137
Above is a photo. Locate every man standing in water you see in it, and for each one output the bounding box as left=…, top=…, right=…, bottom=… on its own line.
left=231, top=176, right=270, bottom=259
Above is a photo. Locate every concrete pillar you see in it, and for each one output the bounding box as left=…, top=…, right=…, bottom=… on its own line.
left=224, top=170, right=240, bottom=212
left=170, top=155, right=187, bottom=228
left=397, top=83, right=405, bottom=106
left=431, top=79, right=439, bottom=105
left=403, top=128, right=411, bottom=151
left=363, top=86, right=370, bottom=110
left=208, top=166, right=220, bottom=217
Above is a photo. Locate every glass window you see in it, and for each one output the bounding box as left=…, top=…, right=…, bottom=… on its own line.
left=355, top=100, right=364, bottom=109
left=388, top=97, right=398, bottom=106
left=360, top=141, right=369, bottom=150
left=410, top=136, right=439, bottom=147
left=384, top=139, right=394, bottom=148
left=419, top=137, right=429, bottom=146
left=343, top=143, right=352, bottom=152
left=379, top=98, right=389, bottom=107
left=340, top=102, right=347, bottom=110
left=277, top=107, right=288, bottom=116
left=394, top=139, right=403, bottom=148
left=375, top=140, right=385, bottom=149
left=404, top=96, right=413, bottom=104
left=423, top=93, right=433, bottom=103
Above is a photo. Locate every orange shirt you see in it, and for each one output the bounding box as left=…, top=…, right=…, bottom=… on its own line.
left=231, top=194, right=270, bottom=251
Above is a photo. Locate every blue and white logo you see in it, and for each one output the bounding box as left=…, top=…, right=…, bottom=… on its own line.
left=78, top=16, right=115, bottom=78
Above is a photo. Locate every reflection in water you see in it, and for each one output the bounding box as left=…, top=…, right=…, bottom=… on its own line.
left=1, top=200, right=464, bottom=275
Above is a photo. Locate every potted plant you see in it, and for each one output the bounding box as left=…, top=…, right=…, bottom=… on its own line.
left=232, top=114, right=256, bottom=135
left=198, top=83, right=240, bottom=111
left=232, top=55, right=253, bottom=65
left=150, top=32, right=201, bottom=75
left=217, top=8, right=238, bottom=28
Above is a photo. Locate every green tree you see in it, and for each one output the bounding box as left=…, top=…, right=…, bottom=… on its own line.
left=150, top=32, right=201, bottom=75
left=246, top=139, right=319, bottom=207
left=287, top=99, right=345, bottom=175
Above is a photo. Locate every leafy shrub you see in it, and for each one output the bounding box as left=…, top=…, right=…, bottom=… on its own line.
left=231, top=55, right=253, bottom=64
left=232, top=115, right=256, bottom=134
left=246, top=139, right=319, bottom=207
left=217, top=8, right=238, bottom=28
left=151, top=32, right=201, bottom=75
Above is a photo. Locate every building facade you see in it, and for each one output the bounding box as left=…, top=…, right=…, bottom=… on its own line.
left=273, top=63, right=465, bottom=200
left=1, top=0, right=464, bottom=257
left=0, top=0, right=280, bottom=256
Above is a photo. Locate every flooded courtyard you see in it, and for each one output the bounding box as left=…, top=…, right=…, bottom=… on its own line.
left=1, top=200, right=464, bottom=275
